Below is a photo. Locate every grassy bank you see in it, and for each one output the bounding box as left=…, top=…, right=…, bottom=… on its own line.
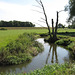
left=0, top=63, right=75, bottom=75
left=55, top=35, right=75, bottom=56
left=25, top=63, right=75, bottom=75
left=0, top=33, right=44, bottom=65
left=44, top=33, right=75, bottom=57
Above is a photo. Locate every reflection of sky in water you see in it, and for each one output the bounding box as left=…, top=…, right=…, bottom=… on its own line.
left=0, top=38, right=70, bottom=74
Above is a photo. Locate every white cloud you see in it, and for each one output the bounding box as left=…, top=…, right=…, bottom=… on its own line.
left=0, top=0, right=69, bottom=27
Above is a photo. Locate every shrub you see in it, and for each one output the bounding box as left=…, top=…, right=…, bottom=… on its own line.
left=25, top=63, right=75, bottom=75
left=68, top=42, right=75, bottom=54
left=33, top=41, right=44, bottom=52
left=0, top=28, right=7, bottom=30
left=55, top=39, right=72, bottom=46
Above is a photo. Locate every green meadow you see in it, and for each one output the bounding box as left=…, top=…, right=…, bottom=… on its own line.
left=57, top=28, right=75, bottom=32
left=0, top=28, right=75, bottom=48
left=0, top=28, right=48, bottom=48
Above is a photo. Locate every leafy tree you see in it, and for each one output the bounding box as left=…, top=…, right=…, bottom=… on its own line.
left=66, top=0, right=75, bottom=29
left=69, top=0, right=75, bottom=20
left=58, top=23, right=65, bottom=28
left=68, top=24, right=75, bottom=29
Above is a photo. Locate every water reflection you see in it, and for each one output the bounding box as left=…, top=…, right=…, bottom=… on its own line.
left=46, top=44, right=58, bottom=64
left=0, top=38, right=72, bottom=74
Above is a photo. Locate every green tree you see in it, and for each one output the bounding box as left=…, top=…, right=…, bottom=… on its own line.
left=58, top=23, right=65, bottom=28
left=67, top=0, right=75, bottom=28
left=69, top=0, right=75, bottom=20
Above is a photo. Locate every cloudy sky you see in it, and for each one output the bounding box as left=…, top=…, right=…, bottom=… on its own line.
left=0, top=0, right=69, bottom=27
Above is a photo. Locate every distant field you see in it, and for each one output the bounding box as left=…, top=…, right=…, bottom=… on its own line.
left=0, top=27, right=75, bottom=32
left=0, top=27, right=75, bottom=48
left=57, top=28, right=75, bottom=32
left=0, top=27, right=48, bottom=30
left=0, top=28, right=48, bottom=48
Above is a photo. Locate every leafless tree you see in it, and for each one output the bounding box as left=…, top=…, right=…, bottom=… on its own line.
left=35, top=0, right=59, bottom=42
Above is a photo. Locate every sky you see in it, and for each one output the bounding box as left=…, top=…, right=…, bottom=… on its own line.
left=0, top=0, right=69, bottom=27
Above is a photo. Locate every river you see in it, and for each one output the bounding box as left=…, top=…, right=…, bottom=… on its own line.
left=0, top=38, right=72, bottom=74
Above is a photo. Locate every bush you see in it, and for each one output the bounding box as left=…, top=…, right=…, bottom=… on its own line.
left=55, top=39, right=72, bottom=46
left=68, top=42, right=75, bottom=54
left=6, top=54, right=32, bottom=65
left=25, top=63, right=75, bottom=75
left=0, top=28, right=7, bottom=30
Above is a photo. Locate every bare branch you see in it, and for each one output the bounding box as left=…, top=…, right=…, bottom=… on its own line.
left=40, top=0, right=49, bottom=27
left=33, top=22, right=46, bottom=28
left=32, top=9, right=43, bottom=13
left=35, top=0, right=42, bottom=6
left=33, top=5, right=42, bottom=9
left=58, top=10, right=64, bottom=13
left=38, top=20, right=45, bottom=23
left=40, top=17, right=46, bottom=21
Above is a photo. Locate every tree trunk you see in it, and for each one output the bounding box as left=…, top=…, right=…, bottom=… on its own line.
left=51, top=19, right=54, bottom=37
left=55, top=11, right=59, bottom=38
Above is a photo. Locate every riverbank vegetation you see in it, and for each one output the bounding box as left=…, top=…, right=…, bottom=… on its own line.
left=0, top=33, right=44, bottom=65
left=0, top=63, right=75, bottom=75
left=44, top=33, right=75, bottom=58
left=25, top=63, right=75, bottom=75
left=55, top=37, right=75, bottom=57
left=0, top=28, right=75, bottom=56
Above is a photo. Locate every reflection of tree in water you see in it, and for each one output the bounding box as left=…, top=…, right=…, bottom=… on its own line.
left=46, top=44, right=58, bottom=64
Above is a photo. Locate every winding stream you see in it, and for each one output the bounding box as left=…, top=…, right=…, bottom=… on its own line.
left=0, top=38, right=72, bottom=74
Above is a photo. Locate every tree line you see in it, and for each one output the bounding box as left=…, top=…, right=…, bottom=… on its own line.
left=0, top=20, right=35, bottom=27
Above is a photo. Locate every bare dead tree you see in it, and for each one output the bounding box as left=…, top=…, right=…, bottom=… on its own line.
left=35, top=0, right=59, bottom=42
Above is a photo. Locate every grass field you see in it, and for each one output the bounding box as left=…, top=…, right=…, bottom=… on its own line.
left=0, top=27, right=75, bottom=48
left=57, top=28, right=75, bottom=32
left=0, top=28, right=48, bottom=48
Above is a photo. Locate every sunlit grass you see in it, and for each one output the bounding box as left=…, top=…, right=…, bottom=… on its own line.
left=57, top=28, right=75, bottom=32
left=0, top=28, right=75, bottom=48
left=0, top=29, right=48, bottom=48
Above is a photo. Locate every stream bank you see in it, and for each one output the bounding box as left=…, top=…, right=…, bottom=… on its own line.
left=0, top=38, right=74, bottom=74
left=43, top=34, right=75, bottom=58
left=0, top=33, right=44, bottom=65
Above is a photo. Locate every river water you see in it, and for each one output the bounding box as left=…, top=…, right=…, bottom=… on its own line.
left=0, top=38, right=71, bottom=74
